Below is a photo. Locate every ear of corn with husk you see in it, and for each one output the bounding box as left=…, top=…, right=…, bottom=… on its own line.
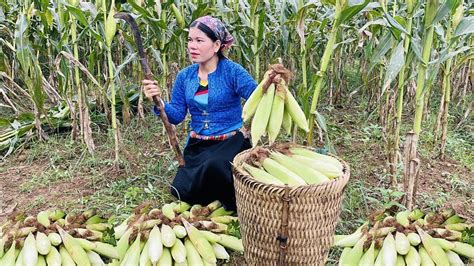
left=235, top=145, right=344, bottom=187
left=243, top=65, right=309, bottom=146
left=0, top=199, right=243, bottom=265
left=331, top=208, right=473, bottom=266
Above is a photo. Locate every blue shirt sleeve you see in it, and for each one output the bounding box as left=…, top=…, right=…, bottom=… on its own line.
left=162, top=71, right=188, bottom=125
left=233, top=64, right=258, bottom=100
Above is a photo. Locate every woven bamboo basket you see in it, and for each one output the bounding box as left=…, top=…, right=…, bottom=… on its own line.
left=232, top=145, right=350, bottom=265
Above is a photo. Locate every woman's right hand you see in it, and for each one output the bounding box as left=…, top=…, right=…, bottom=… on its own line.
left=142, top=79, right=161, bottom=100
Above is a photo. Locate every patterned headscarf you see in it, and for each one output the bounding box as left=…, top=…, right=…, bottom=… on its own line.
left=194, top=16, right=235, bottom=51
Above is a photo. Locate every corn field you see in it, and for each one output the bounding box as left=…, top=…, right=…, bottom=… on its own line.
left=0, top=0, right=473, bottom=210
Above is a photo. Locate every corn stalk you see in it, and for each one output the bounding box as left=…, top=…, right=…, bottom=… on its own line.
left=14, top=11, right=47, bottom=141
left=69, top=0, right=95, bottom=153
left=307, top=0, right=369, bottom=144
left=403, top=0, right=439, bottom=209
left=104, top=1, right=120, bottom=165
left=438, top=2, right=464, bottom=160
left=389, top=0, right=415, bottom=181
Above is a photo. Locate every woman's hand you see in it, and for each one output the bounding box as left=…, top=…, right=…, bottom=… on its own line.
left=142, top=79, right=161, bottom=100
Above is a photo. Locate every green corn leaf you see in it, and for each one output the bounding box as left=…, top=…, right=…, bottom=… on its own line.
left=454, top=17, right=474, bottom=37
left=382, top=40, right=405, bottom=94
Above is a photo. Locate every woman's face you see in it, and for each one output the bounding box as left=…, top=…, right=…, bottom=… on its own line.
left=187, top=27, right=221, bottom=63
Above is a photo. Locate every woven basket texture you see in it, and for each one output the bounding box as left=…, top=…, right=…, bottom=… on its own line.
left=232, top=146, right=350, bottom=265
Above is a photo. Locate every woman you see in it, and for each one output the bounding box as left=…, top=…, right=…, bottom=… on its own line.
left=143, top=16, right=257, bottom=211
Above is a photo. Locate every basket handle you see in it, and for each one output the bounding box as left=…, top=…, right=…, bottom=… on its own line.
left=277, top=185, right=291, bottom=265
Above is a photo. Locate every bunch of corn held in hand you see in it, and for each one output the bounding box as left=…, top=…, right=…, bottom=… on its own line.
left=235, top=144, right=344, bottom=186
left=0, top=208, right=118, bottom=265
left=0, top=200, right=243, bottom=265
left=243, top=64, right=309, bottom=146
left=333, top=208, right=474, bottom=266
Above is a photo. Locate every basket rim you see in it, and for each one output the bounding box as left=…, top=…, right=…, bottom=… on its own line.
left=232, top=144, right=350, bottom=194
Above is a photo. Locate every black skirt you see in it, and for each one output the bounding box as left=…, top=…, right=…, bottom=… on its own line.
left=170, top=131, right=251, bottom=211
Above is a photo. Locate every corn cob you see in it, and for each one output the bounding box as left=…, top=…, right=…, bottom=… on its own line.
left=406, top=232, right=421, bottom=246
left=207, top=200, right=222, bottom=212
left=445, top=223, right=471, bottom=231
left=173, top=225, right=187, bottom=239
left=37, top=255, right=47, bottom=266
left=1, top=243, right=17, bottom=265
left=404, top=246, right=420, bottom=266
left=281, top=108, right=293, bottom=135
left=442, top=215, right=465, bottom=225
left=121, top=233, right=142, bottom=266
left=35, top=232, right=51, bottom=255
left=185, top=238, right=204, bottom=266
left=92, top=242, right=119, bottom=260
left=23, top=233, right=38, bottom=266
left=374, top=248, right=383, bottom=266
left=37, top=211, right=51, bottom=227
left=341, top=235, right=367, bottom=265
left=114, top=216, right=132, bottom=240
left=242, top=163, right=284, bottom=185
left=452, top=241, right=474, bottom=258
left=173, top=202, right=191, bottom=214
left=86, top=223, right=110, bottom=232
left=284, top=86, right=309, bottom=131
left=418, top=246, right=435, bottom=266
left=87, top=250, right=105, bottom=265
left=170, top=3, right=185, bottom=29
left=395, top=255, right=406, bottom=266
left=85, top=215, right=106, bottom=225
left=291, top=154, right=342, bottom=179
left=139, top=240, right=151, bottom=266
left=408, top=209, right=424, bottom=221
left=396, top=210, right=410, bottom=227
left=338, top=247, right=351, bottom=266
left=217, top=234, right=244, bottom=253
left=416, top=226, right=450, bottom=265
left=267, top=82, right=286, bottom=144
left=161, top=224, right=177, bottom=247
left=433, top=238, right=454, bottom=250
left=148, top=225, right=163, bottom=265
left=182, top=219, right=216, bottom=264
left=105, top=5, right=116, bottom=47
left=395, top=232, right=410, bottom=255
left=48, top=209, right=66, bottom=221
left=381, top=233, right=397, bottom=266
left=200, top=230, right=221, bottom=243
left=57, top=227, right=91, bottom=266
left=212, top=242, right=230, bottom=260
left=445, top=250, right=464, bottom=265
left=251, top=83, right=275, bottom=146
left=243, top=72, right=270, bottom=122
left=116, top=227, right=133, bottom=260
left=359, top=241, right=376, bottom=265
left=262, top=157, right=306, bottom=186
left=161, top=203, right=177, bottom=220
left=76, top=238, right=96, bottom=250
left=333, top=231, right=363, bottom=247
left=208, top=206, right=233, bottom=218
left=289, top=147, right=343, bottom=170
left=15, top=245, right=25, bottom=266
left=59, top=245, right=76, bottom=266
left=157, top=247, right=172, bottom=266
left=210, top=216, right=239, bottom=224
left=45, top=246, right=61, bottom=266
left=269, top=152, right=329, bottom=184
left=171, top=238, right=187, bottom=263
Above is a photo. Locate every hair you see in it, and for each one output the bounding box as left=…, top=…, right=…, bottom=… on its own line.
left=189, top=20, right=225, bottom=59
